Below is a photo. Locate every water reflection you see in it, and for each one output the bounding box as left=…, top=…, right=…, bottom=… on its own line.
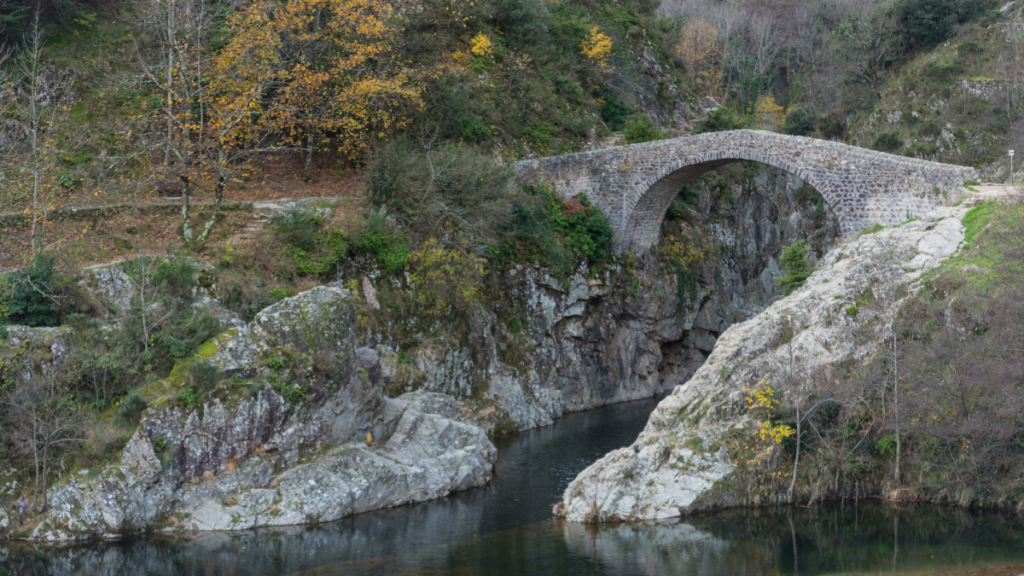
left=4, top=394, right=1024, bottom=576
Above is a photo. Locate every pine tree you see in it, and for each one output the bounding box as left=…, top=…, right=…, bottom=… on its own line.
left=778, top=240, right=814, bottom=294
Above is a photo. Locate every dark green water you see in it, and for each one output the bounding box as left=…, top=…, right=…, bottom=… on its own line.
left=5, top=395, right=1024, bottom=576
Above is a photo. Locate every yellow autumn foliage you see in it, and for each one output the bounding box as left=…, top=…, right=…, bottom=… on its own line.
left=675, top=18, right=723, bottom=98
left=580, top=27, right=613, bottom=70
left=470, top=32, right=494, bottom=58
left=754, top=94, right=786, bottom=132
left=407, top=239, right=485, bottom=316
left=216, top=0, right=422, bottom=159
left=742, top=380, right=794, bottom=446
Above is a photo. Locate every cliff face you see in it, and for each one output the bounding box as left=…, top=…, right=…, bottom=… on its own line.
left=372, top=166, right=840, bottom=431
left=1, top=166, right=835, bottom=540
left=556, top=204, right=970, bottom=523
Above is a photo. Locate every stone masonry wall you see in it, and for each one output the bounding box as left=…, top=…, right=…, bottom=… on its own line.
left=514, top=130, right=979, bottom=253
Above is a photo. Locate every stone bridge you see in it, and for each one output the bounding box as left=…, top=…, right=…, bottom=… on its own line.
left=514, top=130, right=978, bottom=253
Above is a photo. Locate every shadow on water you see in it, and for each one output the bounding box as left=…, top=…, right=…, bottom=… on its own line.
left=4, top=394, right=1024, bottom=576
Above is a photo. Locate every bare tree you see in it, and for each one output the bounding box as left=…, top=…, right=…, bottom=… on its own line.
left=126, top=256, right=180, bottom=357
left=765, top=316, right=834, bottom=502
left=7, top=374, right=84, bottom=513
left=871, top=232, right=914, bottom=485
left=997, top=24, right=1024, bottom=124
left=0, top=40, right=13, bottom=211
left=13, top=11, right=75, bottom=257
left=134, top=0, right=280, bottom=250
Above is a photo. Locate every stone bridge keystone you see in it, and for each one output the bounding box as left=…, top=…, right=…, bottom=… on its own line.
left=514, top=130, right=978, bottom=254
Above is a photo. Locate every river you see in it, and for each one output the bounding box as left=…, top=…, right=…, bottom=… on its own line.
left=4, top=395, right=1024, bottom=576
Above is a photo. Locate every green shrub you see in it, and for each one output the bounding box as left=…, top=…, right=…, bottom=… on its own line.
left=408, top=239, right=485, bottom=317
left=600, top=98, right=629, bottom=131
left=697, top=107, right=745, bottom=134
left=368, top=139, right=514, bottom=246
left=268, top=288, right=292, bottom=300
left=777, top=240, right=815, bottom=294
left=918, top=121, right=942, bottom=137
left=289, top=229, right=346, bottom=278
left=0, top=254, right=63, bottom=328
left=896, top=0, right=986, bottom=49
left=498, top=185, right=614, bottom=278
left=665, top=200, right=686, bottom=220
left=117, top=393, right=147, bottom=426
left=176, top=361, right=222, bottom=406
left=153, top=257, right=200, bottom=301
left=353, top=214, right=412, bottom=275
left=873, top=132, right=904, bottom=152
left=783, top=106, right=819, bottom=136
left=623, top=113, right=663, bottom=144
left=272, top=207, right=325, bottom=252
left=815, top=113, right=846, bottom=139
left=959, top=41, right=983, bottom=57
left=180, top=387, right=197, bottom=405
left=914, top=141, right=940, bottom=156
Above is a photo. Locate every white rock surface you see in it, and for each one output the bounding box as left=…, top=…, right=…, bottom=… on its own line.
left=174, top=391, right=494, bottom=531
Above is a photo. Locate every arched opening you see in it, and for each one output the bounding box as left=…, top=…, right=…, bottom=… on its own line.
left=621, top=153, right=838, bottom=253
left=649, top=161, right=841, bottom=389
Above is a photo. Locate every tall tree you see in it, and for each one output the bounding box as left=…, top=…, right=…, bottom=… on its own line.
left=872, top=232, right=913, bottom=485
left=137, top=0, right=281, bottom=250
left=13, top=12, right=74, bottom=257
left=675, top=18, right=723, bottom=98
left=224, top=0, right=422, bottom=179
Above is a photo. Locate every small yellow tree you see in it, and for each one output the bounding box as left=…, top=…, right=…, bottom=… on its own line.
left=754, top=94, right=786, bottom=132
left=741, top=380, right=794, bottom=466
left=470, top=32, right=494, bottom=58
left=580, top=27, right=613, bottom=71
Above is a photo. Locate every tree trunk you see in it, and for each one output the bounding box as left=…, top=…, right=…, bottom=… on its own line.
left=39, top=441, right=49, bottom=513
left=181, top=176, right=193, bottom=245
left=164, top=0, right=175, bottom=169
left=304, top=132, right=314, bottom=181
left=195, top=172, right=226, bottom=250
left=788, top=407, right=801, bottom=502
left=31, top=413, right=40, bottom=513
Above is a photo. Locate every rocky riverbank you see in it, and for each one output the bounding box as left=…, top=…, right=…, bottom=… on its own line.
left=0, top=165, right=834, bottom=540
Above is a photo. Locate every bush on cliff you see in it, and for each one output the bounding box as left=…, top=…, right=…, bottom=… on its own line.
left=0, top=255, right=65, bottom=331
left=697, top=107, right=746, bottom=134
left=367, top=138, right=514, bottom=248
left=777, top=240, right=814, bottom=294
left=352, top=214, right=413, bottom=275
left=498, top=185, right=614, bottom=279
left=623, top=113, right=664, bottom=144
left=784, top=106, right=819, bottom=137
left=896, top=0, right=987, bottom=49
left=408, top=240, right=485, bottom=317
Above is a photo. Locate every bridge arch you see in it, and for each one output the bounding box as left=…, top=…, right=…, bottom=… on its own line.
left=514, top=130, right=978, bottom=254
left=621, top=148, right=840, bottom=252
